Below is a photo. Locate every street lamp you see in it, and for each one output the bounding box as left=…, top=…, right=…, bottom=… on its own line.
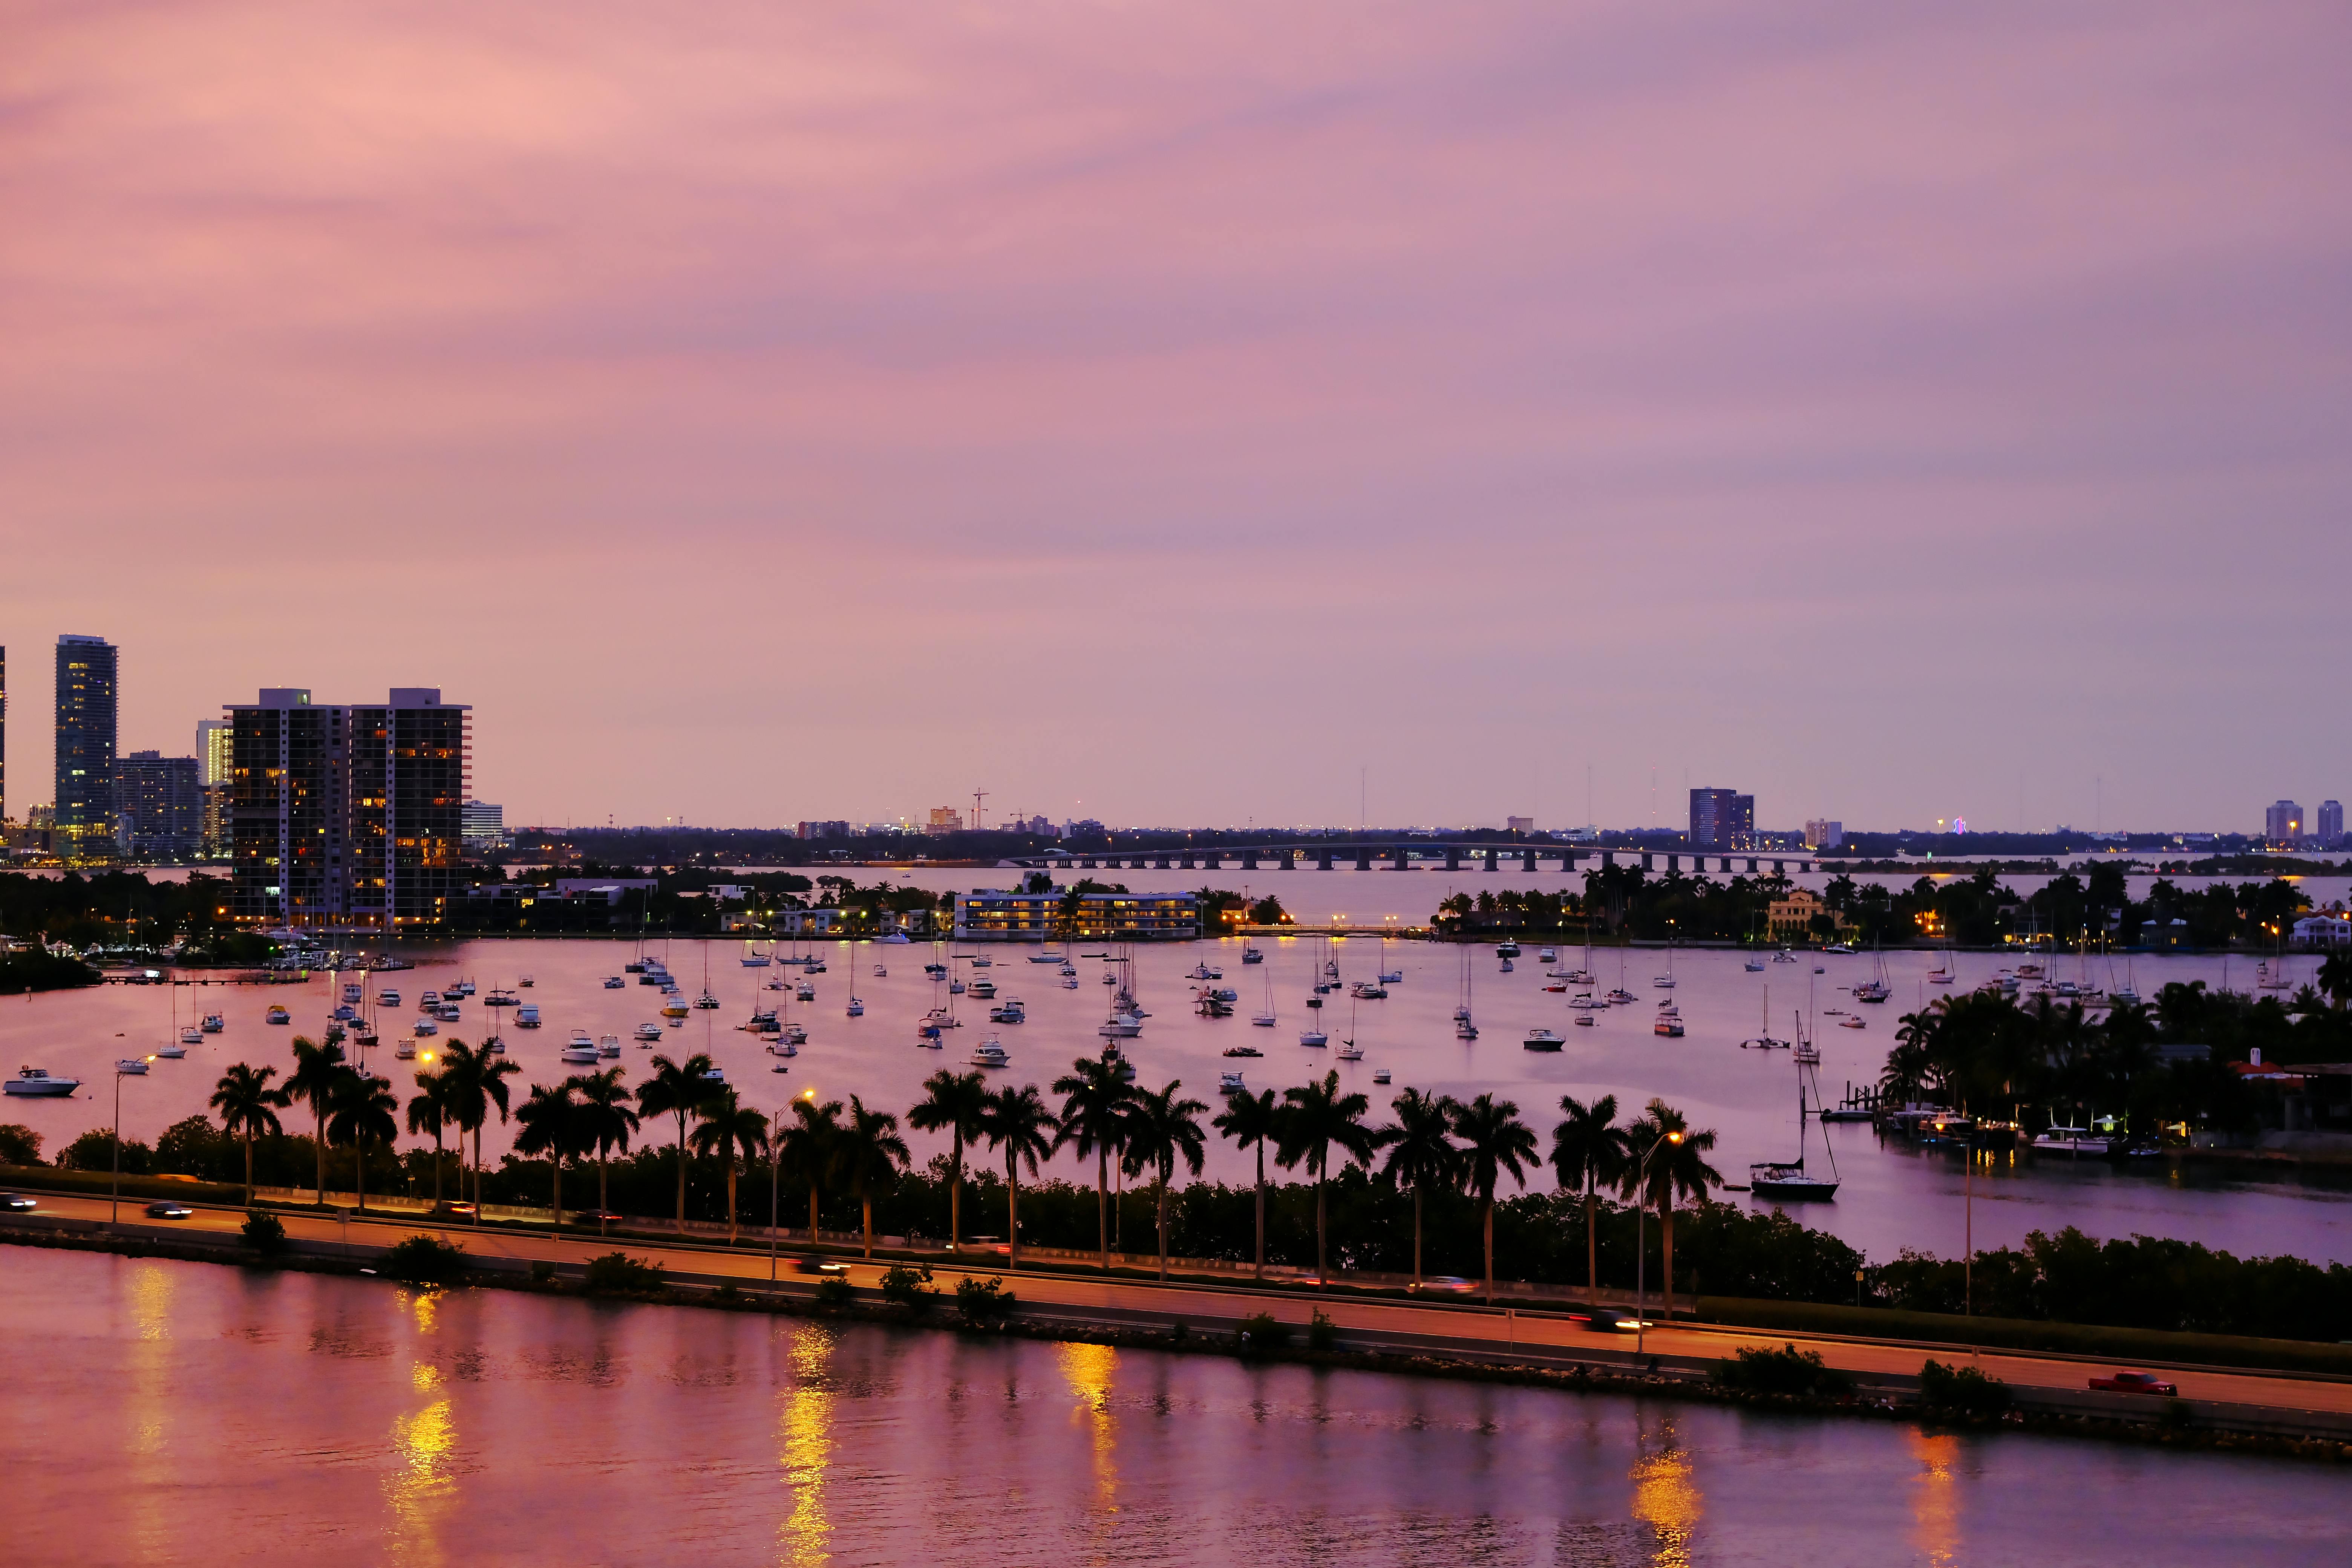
left=770, top=1106, right=784, bottom=1285
left=112, top=1055, right=158, bottom=1224
left=1634, top=1128, right=1685, bottom=1357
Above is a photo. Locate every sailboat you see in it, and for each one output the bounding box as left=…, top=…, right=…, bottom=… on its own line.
left=1750, top=1057, right=1839, bottom=1199
left=1740, top=986, right=1791, bottom=1050
left=1454, top=944, right=1478, bottom=1038
left=1336, top=996, right=1365, bottom=1060
left=1377, top=939, right=1402, bottom=986
left=1853, top=939, right=1891, bottom=1004
left=1251, top=959, right=1277, bottom=1027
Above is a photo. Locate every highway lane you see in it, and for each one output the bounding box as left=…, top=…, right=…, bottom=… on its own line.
left=18, top=1191, right=2352, bottom=1421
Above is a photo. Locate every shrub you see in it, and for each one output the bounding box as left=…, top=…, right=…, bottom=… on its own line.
left=0, top=1122, right=43, bottom=1167
left=955, top=1275, right=1016, bottom=1327
left=383, top=1234, right=469, bottom=1287
left=583, top=1252, right=665, bottom=1294
left=713, top=1280, right=740, bottom=1303
left=813, top=1275, right=854, bottom=1308
left=1306, top=1310, right=1338, bottom=1353
left=56, top=1129, right=152, bottom=1175
left=880, top=1262, right=938, bottom=1313
left=240, top=1209, right=286, bottom=1255
left=1237, top=1311, right=1291, bottom=1354
left=1917, top=1359, right=2010, bottom=1416
left=529, top=1260, right=557, bottom=1284
left=1712, top=1343, right=1855, bottom=1398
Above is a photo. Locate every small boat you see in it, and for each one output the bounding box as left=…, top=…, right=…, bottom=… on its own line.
left=798, top=981, right=818, bottom=1001
left=178, top=1027, right=203, bottom=1046
left=116, top=1058, right=151, bottom=1076
left=1299, top=1027, right=1328, bottom=1047
left=1653, top=1017, right=1684, bottom=1037
left=485, top=1036, right=506, bottom=1054
left=1456, top=1018, right=1479, bottom=1040
left=1222, top=1045, right=1263, bottom=1058
left=1219, top=1071, right=1247, bottom=1092
left=599, top=1035, right=622, bottom=1058
left=201, top=1015, right=225, bottom=1033
left=1773, top=950, right=1797, bottom=964
left=487, top=989, right=517, bottom=1006
left=872, top=964, right=887, bottom=978
left=770, top=1038, right=799, bottom=1058
left=971, top=1038, right=1010, bottom=1069
left=412, top=1017, right=438, bottom=1037
left=625, top=960, right=646, bottom=973
left=845, top=997, right=864, bottom=1017
left=1838, top=1016, right=1866, bottom=1030
left=156, top=1038, right=187, bottom=1058
left=1241, top=945, right=1265, bottom=965
left=394, top=1039, right=416, bottom=1060
left=1060, top=964, right=1078, bottom=977
left=1654, top=975, right=1675, bottom=989
left=988, top=1000, right=1026, bottom=1024
left=1568, top=993, right=1601, bottom=1010
left=1572, top=1013, right=1596, bottom=1027
left=341, top=982, right=365, bottom=1005
left=518, top=975, right=534, bottom=988
left=1336, top=1040, right=1364, bottom=1061
left=1372, top=1069, right=1391, bottom=1084
left=695, top=992, right=721, bottom=1010
left=969, top=978, right=997, bottom=999
left=1606, top=989, right=1636, bottom=1006
left=455, top=980, right=476, bottom=998
left=783, top=1023, right=807, bottom=1045
left=1522, top=1028, right=1564, bottom=1051
left=604, top=976, right=626, bottom=989
left=421, top=991, right=441, bottom=1007
left=969, top=956, right=991, bottom=969
left=741, top=950, right=772, bottom=968
left=377, top=989, right=401, bottom=1007
left=332, top=1005, right=358, bottom=1022
left=701, top=1066, right=727, bottom=1085
left=562, top=1042, right=600, bottom=1064
left=1062, top=977, right=1079, bottom=989
left=881, top=933, right=911, bottom=945
left=1350, top=982, right=1387, bottom=1000
left=661, top=1001, right=689, bottom=1019
left=1251, top=1011, right=1277, bottom=1027
left=1537, top=948, right=1559, bottom=964
left=1187, top=962, right=1222, bottom=980
left=1498, top=958, right=1514, bottom=973
left=7, top=1067, right=80, bottom=1097
left=1495, top=940, right=1521, bottom=959
left=635, top=1023, right=663, bottom=1041
left=515, top=1005, right=541, bottom=1028
left=1098, top=1014, right=1142, bottom=1038
left=436, top=1005, right=461, bottom=1023
left=266, top=1006, right=292, bottom=1025
left=1744, top=959, right=1766, bottom=972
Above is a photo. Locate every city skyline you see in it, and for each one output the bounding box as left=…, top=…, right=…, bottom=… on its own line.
left=3, top=5, right=2346, bottom=833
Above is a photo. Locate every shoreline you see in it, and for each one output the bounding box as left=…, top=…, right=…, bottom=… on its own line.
left=7, top=1214, right=2348, bottom=1464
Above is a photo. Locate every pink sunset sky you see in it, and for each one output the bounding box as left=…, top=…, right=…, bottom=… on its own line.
left=3, top=2, right=2345, bottom=833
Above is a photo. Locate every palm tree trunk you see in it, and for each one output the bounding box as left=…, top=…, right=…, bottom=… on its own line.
left=675, top=1116, right=688, bottom=1226
left=1584, top=1187, right=1599, bottom=1309
left=1315, top=1173, right=1328, bottom=1293
left=1156, top=1174, right=1168, bottom=1282
left=431, top=1132, right=444, bottom=1206
left=1096, top=1147, right=1109, bottom=1271
left=949, top=1134, right=963, bottom=1253
left=808, top=1182, right=821, bottom=1242
left=725, top=1163, right=737, bottom=1244
left=355, top=1139, right=367, bottom=1213
left=552, top=1157, right=565, bottom=1234
left=1412, top=1188, right=1423, bottom=1288
left=598, top=1154, right=609, bottom=1230
left=861, top=1193, right=873, bottom=1258
left=1483, top=1197, right=1495, bottom=1306
left=1008, top=1160, right=1020, bottom=1269
left=1661, top=1204, right=1675, bottom=1323
left=244, top=1136, right=256, bottom=1206
left=472, top=1125, right=484, bottom=1221
left=1253, top=1144, right=1265, bottom=1282
left=315, top=1105, right=326, bottom=1206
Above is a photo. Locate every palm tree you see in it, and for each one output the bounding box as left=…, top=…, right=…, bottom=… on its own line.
left=1550, top=1092, right=1629, bottom=1308
left=1618, top=1098, right=1723, bottom=1323
left=778, top=1095, right=844, bottom=1242
left=975, top=1082, right=1055, bottom=1269
left=285, top=1035, right=353, bottom=1207
left=405, top=1066, right=457, bottom=1207
left=906, top=1069, right=989, bottom=1253
left=570, top=1066, right=641, bottom=1231
left=1212, top=1086, right=1283, bottom=1280
left=836, top=1095, right=909, bottom=1258
left=208, top=1062, right=288, bottom=1204
left=1378, top=1087, right=1459, bottom=1289
left=2318, top=952, right=2352, bottom=1010
left=1450, top=1092, right=1538, bottom=1305
left=1052, top=1053, right=1136, bottom=1272
left=1274, top=1071, right=1379, bottom=1292
left=1120, top=1080, right=1208, bottom=1281
left=635, top=1052, right=719, bottom=1226
left=438, top=1040, right=520, bottom=1220
left=513, top=1080, right=584, bottom=1232
left=689, top=1086, right=772, bottom=1243
left=324, top=1072, right=399, bottom=1214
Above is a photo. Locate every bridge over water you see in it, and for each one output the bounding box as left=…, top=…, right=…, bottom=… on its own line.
left=1006, top=842, right=1817, bottom=876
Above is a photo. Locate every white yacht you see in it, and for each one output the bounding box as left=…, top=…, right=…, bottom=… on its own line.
left=971, top=1038, right=1010, bottom=1069
left=635, top=1023, right=663, bottom=1042
left=516, top=1004, right=541, bottom=1028
left=1098, top=1014, right=1142, bottom=1038
left=1522, top=1028, right=1565, bottom=1052
left=201, top=1014, right=225, bottom=1033
left=116, top=1058, right=151, bottom=1076
left=412, top=1017, right=438, bottom=1037
left=1336, top=1040, right=1364, bottom=1061
left=1219, top=1071, right=1247, bottom=1092
left=598, top=1035, right=622, bottom=1058
left=1298, top=1027, right=1328, bottom=1047
left=394, top=1039, right=416, bottom=1060
left=377, top=989, right=401, bottom=1006
left=6, top=1067, right=81, bottom=1097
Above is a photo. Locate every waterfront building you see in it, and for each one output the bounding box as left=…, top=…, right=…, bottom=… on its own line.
left=117, top=751, right=204, bottom=859
left=1766, top=888, right=1851, bottom=943
left=1689, top=787, right=1754, bottom=852
left=226, top=687, right=470, bottom=933
left=2320, top=801, right=2344, bottom=848
left=196, top=718, right=231, bottom=857
left=2265, top=799, right=2304, bottom=845
left=462, top=799, right=510, bottom=850
left=956, top=887, right=1199, bottom=942
left=2291, top=913, right=2352, bottom=949
left=927, top=806, right=964, bottom=834
left=1804, top=818, right=1844, bottom=850
left=54, top=634, right=118, bottom=864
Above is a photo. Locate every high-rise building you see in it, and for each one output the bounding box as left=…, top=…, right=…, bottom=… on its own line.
left=118, top=751, right=204, bottom=859
left=227, top=687, right=470, bottom=932
left=461, top=800, right=509, bottom=849
left=2319, top=801, right=2344, bottom=847
left=1505, top=815, right=1535, bottom=835
left=1804, top=819, right=1845, bottom=850
left=0, top=643, right=8, bottom=826
left=196, top=718, right=232, bottom=857
left=54, top=634, right=119, bottom=864
left=1689, top=787, right=1755, bottom=851
left=927, top=807, right=963, bottom=835
left=2265, top=800, right=2305, bottom=845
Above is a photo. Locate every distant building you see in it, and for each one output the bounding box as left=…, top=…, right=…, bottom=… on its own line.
left=1804, top=819, right=1845, bottom=851
left=796, top=820, right=851, bottom=840
left=2320, top=801, right=2344, bottom=848
left=196, top=718, right=232, bottom=857
left=2291, top=914, right=2352, bottom=949
left=1063, top=818, right=1105, bottom=841
left=1689, top=788, right=1754, bottom=852
left=927, top=806, right=964, bottom=835
left=461, top=800, right=510, bottom=850
left=117, top=751, right=204, bottom=859
left=1766, top=888, right=1851, bottom=942
left=54, top=634, right=119, bottom=863
left=1012, top=814, right=1057, bottom=836
left=957, top=888, right=1199, bottom=942
left=227, top=686, right=470, bottom=932
left=2265, top=800, right=2305, bottom=845
left=0, top=643, right=8, bottom=827
left=1505, top=815, right=1535, bottom=835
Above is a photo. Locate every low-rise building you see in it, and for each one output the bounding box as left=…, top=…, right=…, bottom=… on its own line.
left=956, top=888, right=1199, bottom=942
left=2292, top=914, right=2352, bottom=949
left=1765, top=888, right=1852, bottom=943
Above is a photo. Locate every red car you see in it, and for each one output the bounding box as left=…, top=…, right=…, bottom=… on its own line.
left=2089, top=1370, right=2179, bottom=1396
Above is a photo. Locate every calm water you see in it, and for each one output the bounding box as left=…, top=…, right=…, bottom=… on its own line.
left=5, top=1248, right=2346, bottom=1566
left=11, top=910, right=2350, bottom=1265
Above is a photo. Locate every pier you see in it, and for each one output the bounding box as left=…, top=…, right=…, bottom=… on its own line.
left=1007, top=842, right=1817, bottom=876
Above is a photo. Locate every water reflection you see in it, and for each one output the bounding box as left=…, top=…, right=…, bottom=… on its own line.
left=1907, top=1429, right=1961, bottom=1567
left=125, top=1262, right=176, bottom=1560
left=385, top=1288, right=456, bottom=1568
left=1628, top=1417, right=1700, bottom=1567
left=1057, top=1341, right=1121, bottom=1522
left=777, top=1325, right=835, bottom=1566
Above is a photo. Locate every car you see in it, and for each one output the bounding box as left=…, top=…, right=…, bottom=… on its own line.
left=793, top=1257, right=851, bottom=1277
left=574, top=1208, right=623, bottom=1225
left=0, top=1193, right=37, bottom=1211
left=144, top=1201, right=194, bottom=1219
left=1407, top=1276, right=1477, bottom=1295
left=1580, top=1308, right=1635, bottom=1332
left=433, top=1200, right=479, bottom=1217
left=2089, top=1370, right=2179, bottom=1396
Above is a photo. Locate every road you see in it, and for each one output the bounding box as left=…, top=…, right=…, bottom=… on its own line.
left=17, top=1191, right=2352, bottom=1428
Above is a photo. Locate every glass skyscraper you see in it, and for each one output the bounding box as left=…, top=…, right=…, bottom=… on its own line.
left=54, top=634, right=118, bottom=864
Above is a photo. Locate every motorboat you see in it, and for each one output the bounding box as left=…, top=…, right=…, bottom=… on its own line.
left=1572, top=1013, right=1596, bottom=1027
left=1653, top=1017, right=1684, bottom=1037
left=1219, top=1071, right=1247, bottom=1092
left=799, top=982, right=818, bottom=1001
left=1538, top=948, right=1559, bottom=964
left=518, top=974, right=535, bottom=988
left=455, top=980, right=476, bottom=998
left=1187, top=962, right=1222, bottom=981
left=2032, top=1126, right=2120, bottom=1157
left=1299, top=1027, right=1328, bottom=1047
left=1522, top=1028, right=1564, bottom=1051
left=1773, top=949, right=1797, bottom=964
left=7, top=1067, right=80, bottom=1097
left=377, top=989, right=401, bottom=1006
left=1062, top=977, right=1080, bottom=989
left=1350, top=982, right=1387, bottom=1000
left=1568, top=992, right=1600, bottom=1010
left=116, top=1058, right=150, bottom=1076
left=1838, top=1015, right=1866, bottom=1029
left=1606, top=989, right=1636, bottom=1006
left=1744, top=958, right=1766, bottom=972
left=599, top=1034, right=622, bottom=1058
left=342, top=982, right=365, bottom=1005
left=332, top=1005, right=358, bottom=1022
left=804, top=959, right=827, bottom=974
left=394, top=1039, right=416, bottom=1060
left=516, top=1004, right=542, bottom=1027
left=437, top=1004, right=462, bottom=1023
left=604, top=976, right=626, bottom=989
left=485, top=1035, right=506, bottom=1054
left=695, top=992, right=721, bottom=1010
left=1060, top=964, right=1078, bottom=977
left=1495, top=940, right=1521, bottom=959
left=1456, top=1018, right=1479, bottom=1040
left=487, top=989, right=517, bottom=1006
left=562, top=1041, right=601, bottom=1064
left=661, top=1001, right=689, bottom=1020
left=1098, top=1014, right=1142, bottom=1038
left=845, top=997, right=864, bottom=1017
left=1222, top=1045, right=1263, bottom=1058
left=988, top=1000, right=1026, bottom=1024
left=413, top=1017, right=438, bottom=1037
left=881, top=932, right=911, bottom=945
left=266, top=1006, right=292, bottom=1025
left=1498, top=958, right=1514, bottom=973
left=422, top=991, right=442, bottom=1008
left=783, top=1024, right=807, bottom=1045
left=701, top=1066, right=727, bottom=1085
left=1242, top=945, right=1265, bottom=965
left=626, top=960, right=646, bottom=974
left=201, top=1015, right=225, bottom=1033
left=770, top=1038, right=799, bottom=1058
left=971, top=1038, right=1010, bottom=1069
left=969, top=978, right=997, bottom=999
left=563, top=1028, right=592, bottom=1054
left=635, top=1023, right=663, bottom=1041
left=1372, top=1069, right=1391, bottom=1084
left=969, top=955, right=991, bottom=969
left=1543, top=979, right=1569, bottom=994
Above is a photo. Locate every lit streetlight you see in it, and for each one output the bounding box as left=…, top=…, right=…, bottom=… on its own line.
left=112, top=1055, right=158, bottom=1224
